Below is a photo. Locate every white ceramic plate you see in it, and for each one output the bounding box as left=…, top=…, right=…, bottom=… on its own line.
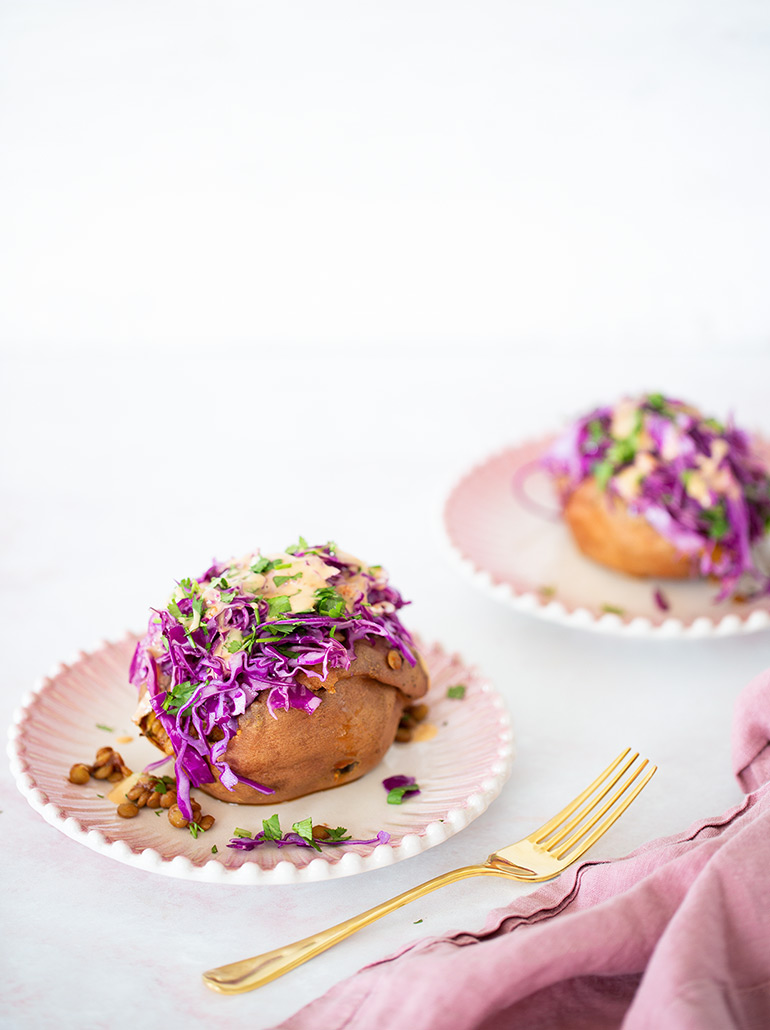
left=8, top=635, right=513, bottom=883
left=443, top=436, right=770, bottom=638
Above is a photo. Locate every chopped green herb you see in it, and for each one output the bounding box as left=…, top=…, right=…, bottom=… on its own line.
left=266, top=595, right=292, bottom=619
left=322, top=826, right=352, bottom=843
left=601, top=603, right=625, bottom=615
left=606, top=437, right=637, bottom=467
left=286, top=536, right=310, bottom=553
left=189, top=596, right=205, bottom=632
left=274, top=572, right=303, bottom=587
left=95, top=723, right=114, bottom=733
left=447, top=685, right=466, bottom=700
left=292, top=817, right=321, bottom=850
left=162, top=680, right=198, bottom=716
left=250, top=557, right=289, bottom=575
left=233, top=827, right=253, bottom=839
left=587, top=419, right=604, bottom=444
left=387, top=785, right=420, bottom=804
left=315, top=587, right=347, bottom=619
left=189, top=821, right=203, bottom=839
left=209, top=575, right=230, bottom=590
left=703, top=503, right=730, bottom=541
left=211, top=844, right=218, bottom=854
left=261, top=814, right=283, bottom=841
left=96, top=793, right=104, bottom=799
left=414, top=919, right=423, bottom=925
left=225, top=637, right=245, bottom=654
left=593, top=458, right=614, bottom=491
left=155, top=809, right=162, bottom=816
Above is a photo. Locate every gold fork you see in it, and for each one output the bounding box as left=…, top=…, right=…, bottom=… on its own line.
left=203, top=748, right=655, bottom=995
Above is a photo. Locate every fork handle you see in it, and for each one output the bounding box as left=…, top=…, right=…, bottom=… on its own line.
left=202, top=864, right=494, bottom=994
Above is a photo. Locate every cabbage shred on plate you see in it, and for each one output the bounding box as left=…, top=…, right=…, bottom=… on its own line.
left=543, top=393, right=770, bottom=599
left=130, top=540, right=417, bottom=820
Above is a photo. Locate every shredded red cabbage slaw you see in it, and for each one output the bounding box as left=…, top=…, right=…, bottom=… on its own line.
left=543, top=394, right=770, bottom=599
left=130, top=540, right=417, bottom=819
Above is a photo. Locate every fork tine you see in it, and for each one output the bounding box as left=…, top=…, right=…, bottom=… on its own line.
left=530, top=748, right=631, bottom=841
left=552, top=761, right=657, bottom=860
left=540, top=750, right=641, bottom=848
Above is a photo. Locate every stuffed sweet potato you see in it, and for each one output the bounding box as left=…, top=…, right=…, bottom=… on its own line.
left=544, top=394, right=770, bottom=597
left=130, top=541, right=428, bottom=817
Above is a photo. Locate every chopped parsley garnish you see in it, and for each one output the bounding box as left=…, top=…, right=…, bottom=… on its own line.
left=233, top=827, right=253, bottom=839
left=606, top=437, right=637, bottom=468
left=211, top=844, right=218, bottom=854
left=320, top=826, right=352, bottom=842
left=703, top=503, right=730, bottom=540
left=261, top=813, right=283, bottom=841
left=161, top=680, right=198, bottom=716
left=266, top=595, right=292, bottom=619
left=447, top=685, right=466, bottom=700
left=189, top=821, right=203, bottom=839
left=315, top=587, right=347, bottom=618
left=387, top=785, right=418, bottom=804
left=587, top=419, right=604, bottom=444
left=95, top=723, right=114, bottom=733
left=601, top=603, right=625, bottom=615
left=646, top=393, right=667, bottom=412
left=250, top=557, right=288, bottom=575
left=592, top=458, right=614, bottom=491
left=414, top=919, right=423, bottom=925
left=274, top=572, right=303, bottom=587
left=291, top=817, right=317, bottom=849
left=383, top=775, right=421, bottom=804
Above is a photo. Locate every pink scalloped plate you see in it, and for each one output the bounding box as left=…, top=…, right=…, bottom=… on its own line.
left=8, top=636, right=513, bottom=883
left=444, top=436, right=770, bottom=638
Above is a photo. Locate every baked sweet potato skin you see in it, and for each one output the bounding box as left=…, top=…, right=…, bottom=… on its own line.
left=138, top=639, right=429, bottom=805
left=564, top=477, right=697, bottom=579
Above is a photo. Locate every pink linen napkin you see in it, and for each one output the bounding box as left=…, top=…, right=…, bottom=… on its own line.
left=277, top=668, right=770, bottom=1030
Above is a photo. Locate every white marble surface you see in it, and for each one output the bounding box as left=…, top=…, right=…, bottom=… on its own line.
left=2, top=3, right=770, bottom=1028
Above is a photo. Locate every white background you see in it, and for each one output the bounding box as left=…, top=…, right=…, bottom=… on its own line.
left=2, top=3, right=770, bottom=1028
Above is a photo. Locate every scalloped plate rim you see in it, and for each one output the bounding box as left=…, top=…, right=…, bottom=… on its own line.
left=8, top=634, right=514, bottom=884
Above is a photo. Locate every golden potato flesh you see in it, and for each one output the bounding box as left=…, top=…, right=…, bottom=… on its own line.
left=564, top=477, right=697, bottom=579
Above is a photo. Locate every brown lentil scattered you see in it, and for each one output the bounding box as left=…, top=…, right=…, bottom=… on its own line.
left=312, top=825, right=331, bottom=840
left=68, top=763, right=91, bottom=785
left=199, top=814, right=215, bottom=831
left=160, top=791, right=177, bottom=809
left=117, top=802, right=139, bottom=818
left=168, top=804, right=189, bottom=829
left=395, top=726, right=413, bottom=743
